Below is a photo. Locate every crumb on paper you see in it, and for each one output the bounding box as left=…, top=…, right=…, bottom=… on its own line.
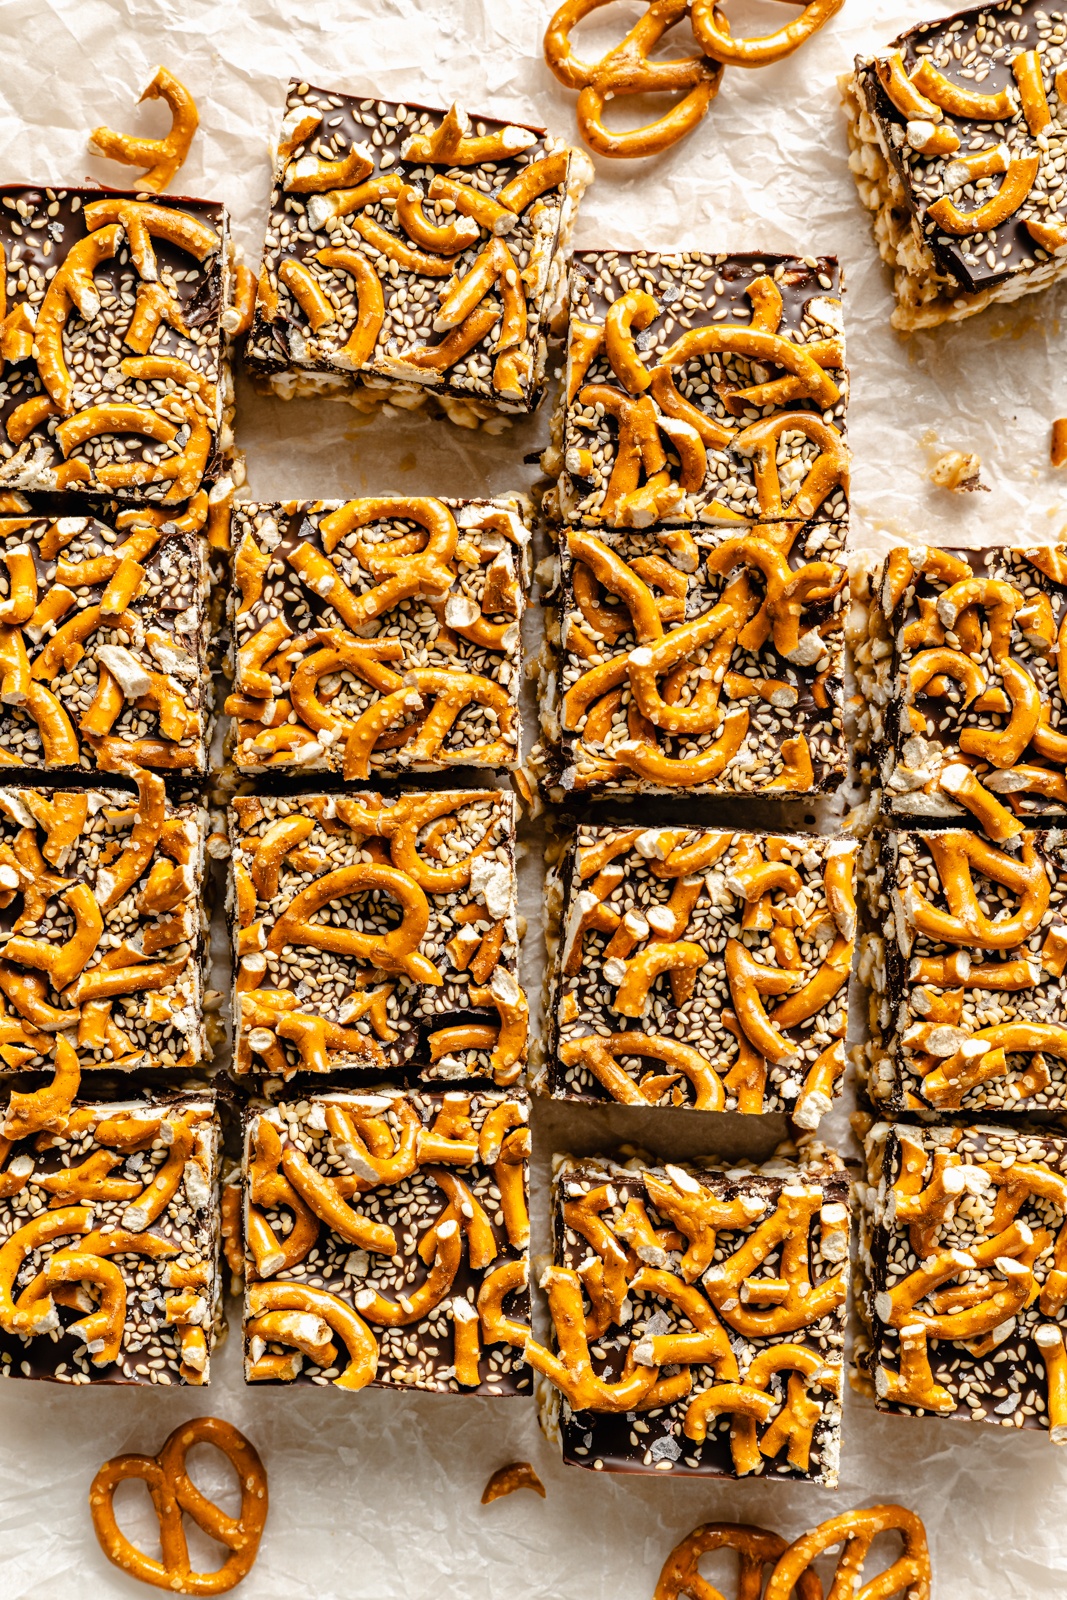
left=1052, top=420, right=1067, bottom=469
left=481, top=1462, right=546, bottom=1503
left=928, top=450, right=986, bottom=493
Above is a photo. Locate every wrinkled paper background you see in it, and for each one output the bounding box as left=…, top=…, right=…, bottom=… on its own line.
left=1, top=0, right=1067, bottom=1594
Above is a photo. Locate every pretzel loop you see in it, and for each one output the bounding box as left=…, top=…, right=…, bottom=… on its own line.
left=692, top=0, right=844, bottom=68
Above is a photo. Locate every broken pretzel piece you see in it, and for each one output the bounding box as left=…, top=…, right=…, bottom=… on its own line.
left=88, top=66, right=199, bottom=194
left=481, top=1461, right=546, bottom=1503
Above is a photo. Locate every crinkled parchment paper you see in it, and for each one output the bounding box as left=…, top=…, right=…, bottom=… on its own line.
left=1, top=1, right=1066, bottom=1595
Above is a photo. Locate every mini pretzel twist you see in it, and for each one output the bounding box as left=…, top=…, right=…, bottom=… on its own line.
left=691, top=0, right=843, bottom=68
left=764, top=1506, right=931, bottom=1600
left=89, top=1417, right=268, bottom=1595
left=88, top=67, right=199, bottom=193
left=544, top=0, right=723, bottom=160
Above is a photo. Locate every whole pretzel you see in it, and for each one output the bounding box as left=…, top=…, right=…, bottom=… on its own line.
left=692, top=0, right=843, bottom=68
left=544, top=0, right=723, bottom=159
left=765, top=1506, right=931, bottom=1600
left=89, top=1416, right=268, bottom=1595
left=654, top=1522, right=819, bottom=1600
left=88, top=67, right=199, bottom=192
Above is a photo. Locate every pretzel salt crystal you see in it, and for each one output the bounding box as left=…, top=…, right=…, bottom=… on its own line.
left=691, top=0, right=843, bottom=68
left=88, top=67, right=199, bottom=193
left=543, top=0, right=722, bottom=160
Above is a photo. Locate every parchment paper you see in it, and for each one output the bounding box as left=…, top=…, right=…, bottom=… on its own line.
left=0, top=1, right=1066, bottom=1595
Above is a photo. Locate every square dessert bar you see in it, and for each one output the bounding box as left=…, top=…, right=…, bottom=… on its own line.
left=0, top=498, right=210, bottom=776
left=241, top=1088, right=530, bottom=1395
left=0, top=778, right=207, bottom=1072
left=244, top=82, right=591, bottom=427
left=229, top=789, right=526, bottom=1084
left=858, top=1120, right=1067, bottom=1444
left=529, top=1147, right=850, bottom=1480
left=543, top=825, right=856, bottom=1128
left=0, top=185, right=235, bottom=501
left=227, top=493, right=529, bottom=778
left=854, top=543, right=1067, bottom=841
left=544, top=251, right=848, bottom=532
left=857, top=825, right=1067, bottom=1115
left=0, top=1091, right=220, bottom=1385
left=843, top=3, right=1067, bottom=331
left=538, top=521, right=846, bottom=798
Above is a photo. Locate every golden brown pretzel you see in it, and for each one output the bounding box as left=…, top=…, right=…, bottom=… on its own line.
left=88, top=67, right=199, bottom=192
left=247, top=1281, right=379, bottom=1389
left=559, top=1032, right=726, bottom=1110
left=544, top=0, right=723, bottom=159
left=692, top=0, right=842, bottom=68
left=654, top=1521, right=819, bottom=1600
left=907, top=831, right=1049, bottom=951
left=524, top=1265, right=662, bottom=1410
left=267, top=861, right=440, bottom=984
left=89, top=1416, right=268, bottom=1595
left=765, top=1506, right=931, bottom=1600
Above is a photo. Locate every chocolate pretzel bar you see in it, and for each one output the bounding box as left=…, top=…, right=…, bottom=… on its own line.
left=843, top=3, right=1067, bottom=331
left=244, top=83, right=591, bottom=428
left=854, top=544, right=1067, bottom=841
left=530, top=1146, right=849, bottom=1480
left=229, top=790, right=526, bottom=1084
left=0, top=498, right=210, bottom=777
left=537, top=521, right=846, bottom=797
left=543, top=825, right=856, bottom=1128
left=0, top=779, right=206, bottom=1073
left=0, top=185, right=235, bottom=501
left=858, top=1119, right=1067, bottom=1444
left=226, top=494, right=529, bottom=777
left=857, top=826, right=1067, bottom=1114
left=241, top=1088, right=530, bottom=1395
left=542, top=251, right=848, bottom=532
left=0, top=1090, right=219, bottom=1385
